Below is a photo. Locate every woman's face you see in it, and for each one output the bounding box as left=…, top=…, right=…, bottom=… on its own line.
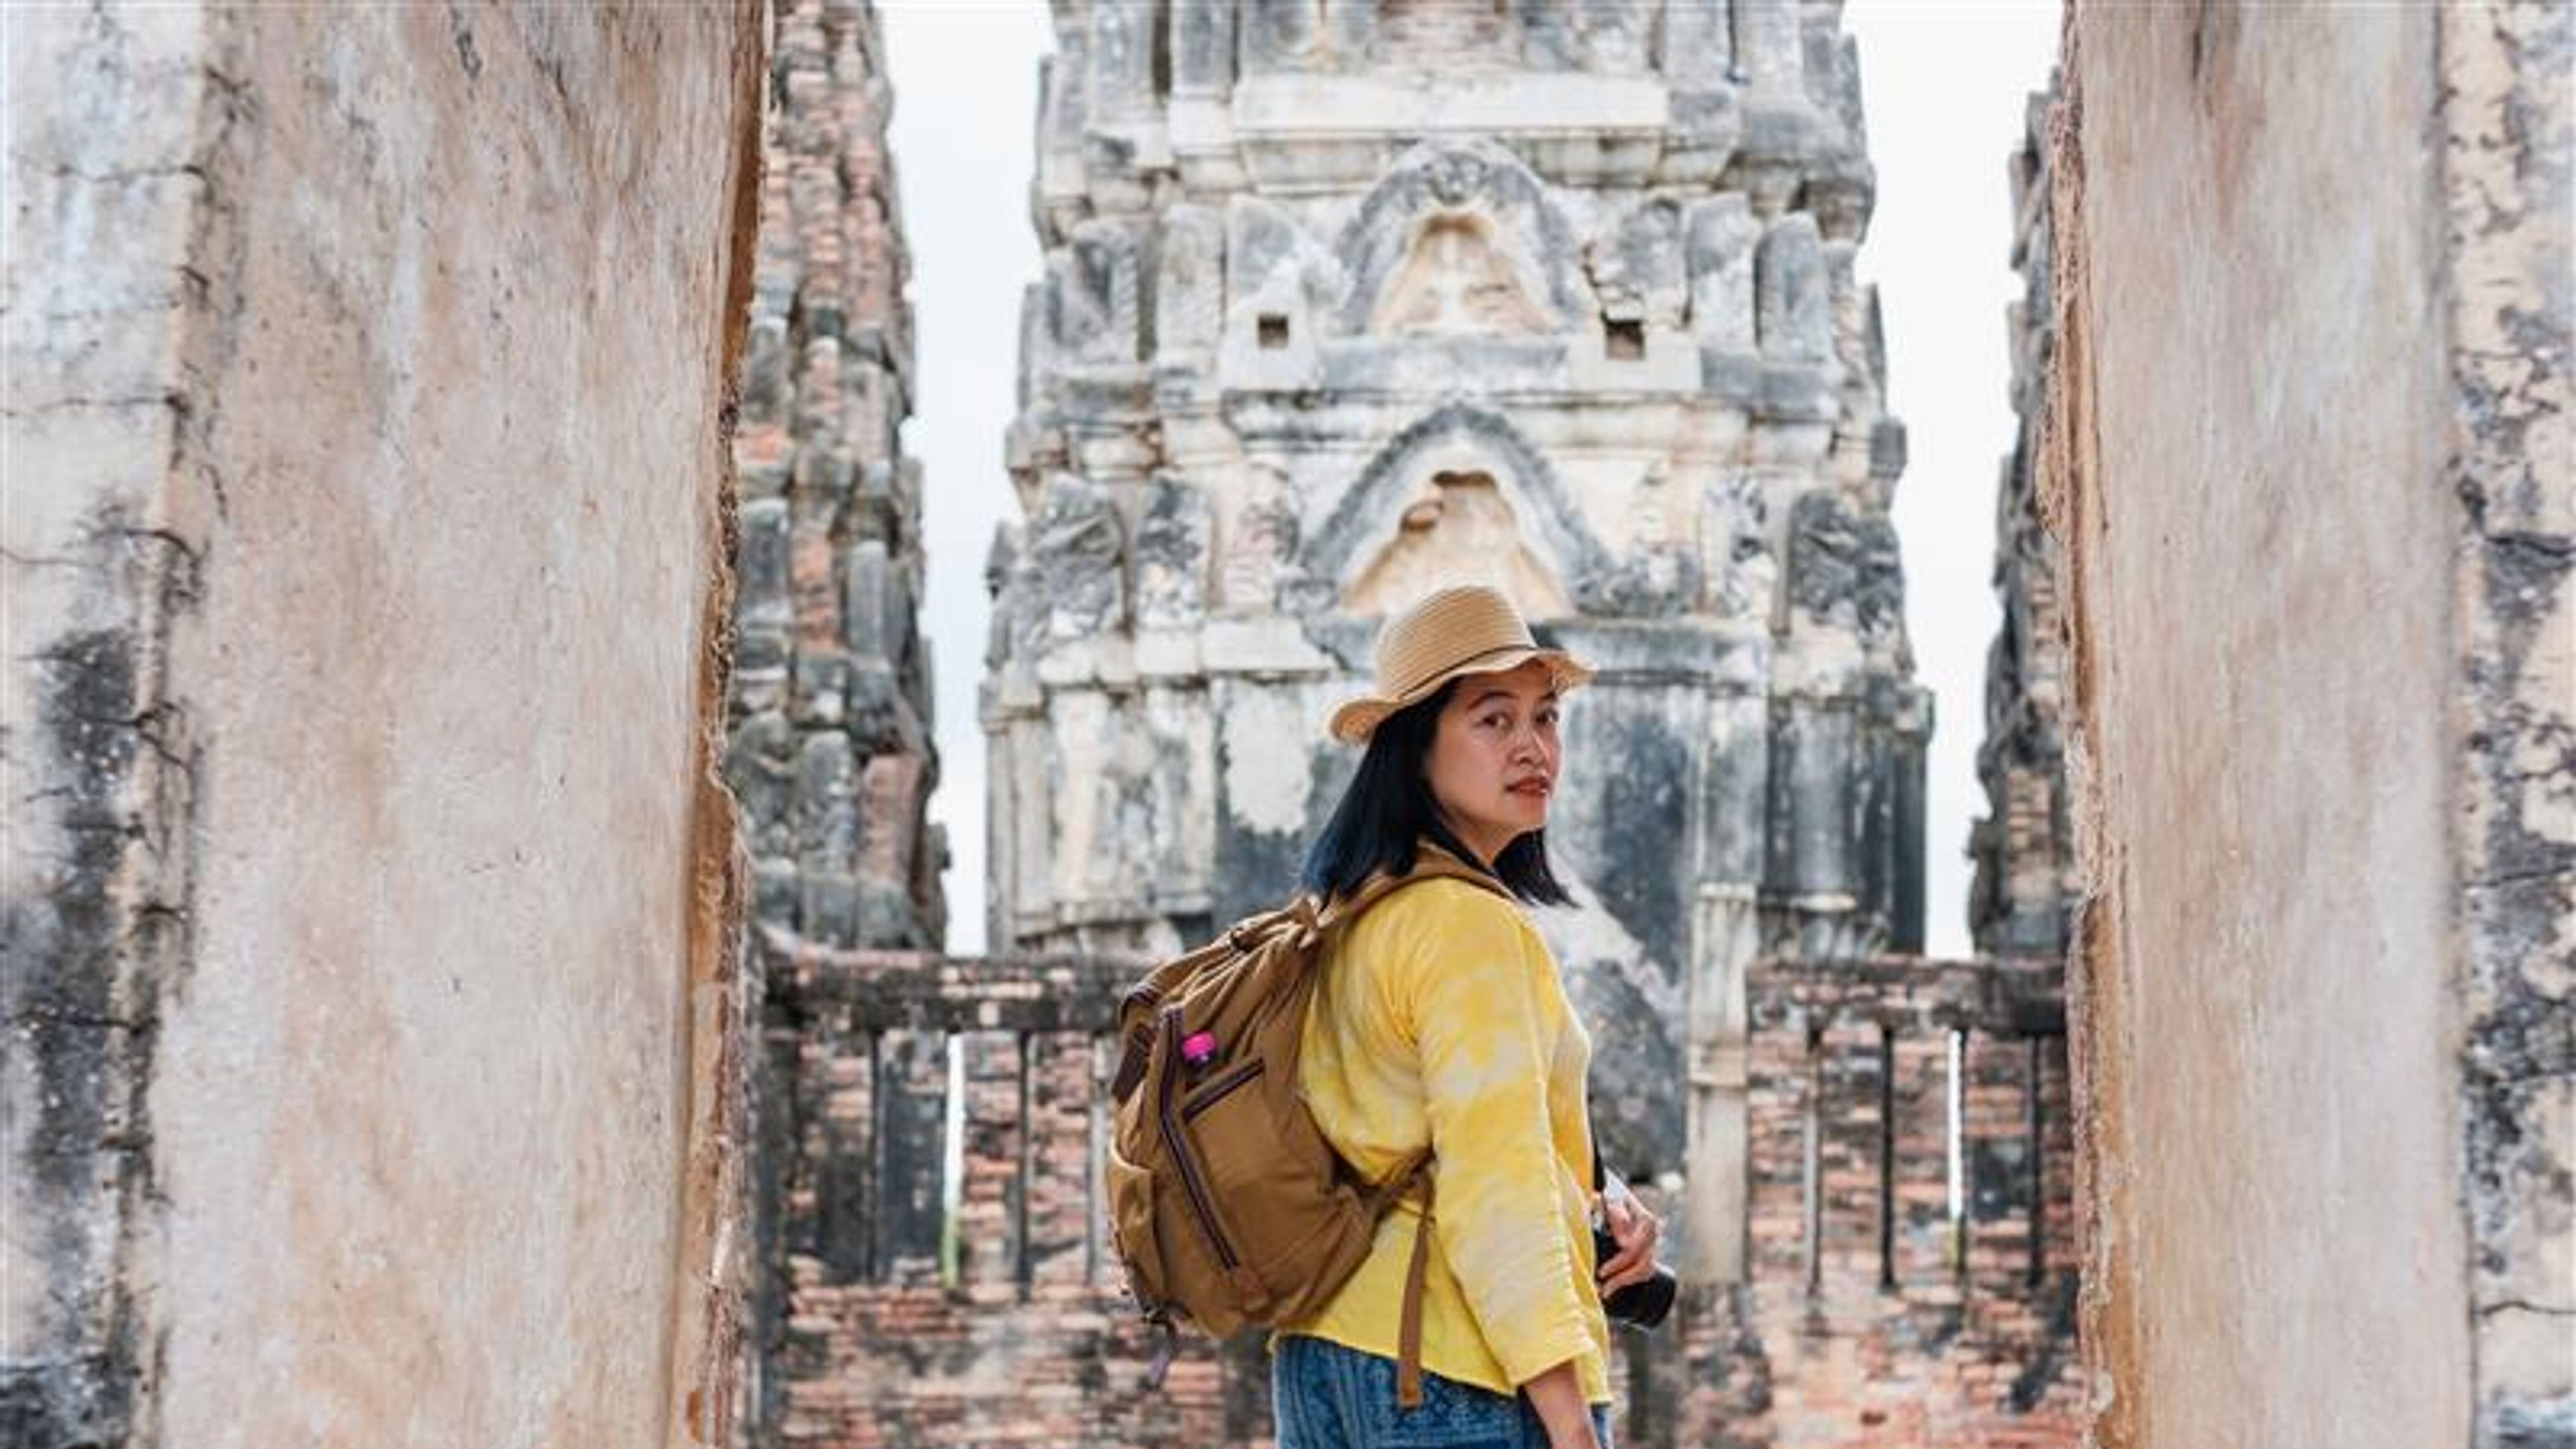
left=1424, top=659, right=1563, bottom=866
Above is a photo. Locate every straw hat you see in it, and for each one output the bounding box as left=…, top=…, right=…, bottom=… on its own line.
left=1327, top=584, right=1596, bottom=744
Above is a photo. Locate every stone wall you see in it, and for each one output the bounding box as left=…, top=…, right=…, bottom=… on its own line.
left=756, top=945, right=2078, bottom=1449
left=2047, top=3, right=2572, bottom=1446
left=1, top=6, right=765, bottom=1446
left=1681, top=955, right=2082, bottom=1448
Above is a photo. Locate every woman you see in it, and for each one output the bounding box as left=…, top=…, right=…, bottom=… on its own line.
left=1274, top=584, right=1661, bottom=1449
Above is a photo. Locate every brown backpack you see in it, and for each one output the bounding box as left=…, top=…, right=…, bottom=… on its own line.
left=1104, top=853, right=1509, bottom=1407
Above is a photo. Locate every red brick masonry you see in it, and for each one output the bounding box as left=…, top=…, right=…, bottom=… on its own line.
left=760, top=942, right=2079, bottom=1448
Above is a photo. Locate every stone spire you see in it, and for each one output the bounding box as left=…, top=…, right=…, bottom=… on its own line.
left=1971, top=80, right=2078, bottom=959
left=728, top=0, right=944, bottom=953
left=987, top=0, right=1924, bottom=1259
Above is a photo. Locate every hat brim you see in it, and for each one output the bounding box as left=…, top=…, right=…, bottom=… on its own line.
left=1327, top=645, right=1596, bottom=744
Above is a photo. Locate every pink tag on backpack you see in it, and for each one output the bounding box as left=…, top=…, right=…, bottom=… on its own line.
left=1181, top=1030, right=1218, bottom=1065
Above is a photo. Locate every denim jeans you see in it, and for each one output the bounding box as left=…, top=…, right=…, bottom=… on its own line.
left=1271, top=1334, right=1614, bottom=1449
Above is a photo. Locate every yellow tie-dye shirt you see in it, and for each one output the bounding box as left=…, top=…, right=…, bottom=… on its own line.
left=1279, top=871, right=1611, bottom=1404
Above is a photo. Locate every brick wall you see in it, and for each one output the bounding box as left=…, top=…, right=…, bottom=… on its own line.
left=760, top=944, right=2079, bottom=1448
left=1716, top=958, right=2082, bottom=1446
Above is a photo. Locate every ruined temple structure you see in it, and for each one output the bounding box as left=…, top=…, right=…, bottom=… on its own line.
left=715, top=0, right=953, bottom=1437
left=759, top=4, right=2080, bottom=1447
left=987, top=0, right=1930, bottom=1220
left=10, top=5, right=2563, bottom=1449
left=724, top=0, right=945, bottom=956
left=1969, top=85, right=2077, bottom=961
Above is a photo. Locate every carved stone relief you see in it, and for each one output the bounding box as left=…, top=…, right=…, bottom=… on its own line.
left=1756, top=214, right=1831, bottom=363
left=1050, top=219, right=1141, bottom=366
left=1156, top=205, right=1226, bottom=360
left=1853, top=511, right=1904, bottom=651
left=1701, top=472, right=1779, bottom=619
left=1303, top=405, right=1619, bottom=613
left=1343, top=470, right=1574, bottom=618
left=1786, top=488, right=1899, bottom=649
left=1220, top=465, right=1301, bottom=613
left=1373, top=214, right=1554, bottom=336
left=1576, top=462, right=1701, bottom=617
left=1684, top=194, right=1759, bottom=351
left=1134, top=475, right=1212, bottom=631
left=1030, top=471, right=1126, bottom=641
left=1085, top=0, right=1155, bottom=123
left=1590, top=197, right=1689, bottom=329
left=1241, top=0, right=1322, bottom=72
left=1334, top=141, right=1589, bottom=337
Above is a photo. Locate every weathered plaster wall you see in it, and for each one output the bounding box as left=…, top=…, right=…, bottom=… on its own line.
left=3, top=5, right=765, bottom=1446
left=4, top=11, right=215, bottom=1438
left=2433, top=6, right=2574, bottom=1442
left=2051, top=3, right=2571, bottom=1446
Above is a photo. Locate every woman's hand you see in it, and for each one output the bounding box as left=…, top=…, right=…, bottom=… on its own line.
left=1521, top=1360, right=1601, bottom=1449
left=1596, top=1175, right=1662, bottom=1295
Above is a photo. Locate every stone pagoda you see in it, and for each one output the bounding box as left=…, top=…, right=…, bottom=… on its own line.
left=985, top=0, right=1925, bottom=1261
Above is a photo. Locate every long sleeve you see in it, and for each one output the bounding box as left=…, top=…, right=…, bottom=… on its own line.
left=1395, top=891, right=1596, bottom=1387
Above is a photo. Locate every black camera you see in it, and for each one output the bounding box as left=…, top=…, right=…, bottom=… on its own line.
left=1590, top=1225, right=1677, bottom=1331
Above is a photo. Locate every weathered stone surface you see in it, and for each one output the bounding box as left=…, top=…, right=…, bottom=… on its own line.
left=1756, top=213, right=1832, bottom=364
left=2048, top=5, right=2571, bottom=1447
left=1155, top=203, right=1228, bottom=362
left=3, top=5, right=765, bottom=1446
left=2432, top=13, right=2575, bottom=1444
left=1970, top=86, right=2078, bottom=962
left=725, top=0, right=942, bottom=960
left=1134, top=475, right=1214, bottom=632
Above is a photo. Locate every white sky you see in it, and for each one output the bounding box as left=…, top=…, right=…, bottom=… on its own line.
left=881, top=2, right=2063, bottom=959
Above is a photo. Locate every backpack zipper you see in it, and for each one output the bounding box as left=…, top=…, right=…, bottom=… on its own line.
left=1157, top=1011, right=1242, bottom=1273
left=1181, top=1059, right=1265, bottom=1121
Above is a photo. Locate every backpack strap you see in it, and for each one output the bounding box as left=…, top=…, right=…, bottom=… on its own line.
left=1355, top=1152, right=1438, bottom=1410
left=1397, top=1166, right=1438, bottom=1409
left=1312, top=842, right=1514, bottom=935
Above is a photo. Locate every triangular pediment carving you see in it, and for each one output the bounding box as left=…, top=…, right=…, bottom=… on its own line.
left=1303, top=405, right=1615, bottom=621
left=1332, top=140, right=1592, bottom=338
left=1372, top=215, right=1554, bottom=337
left=1344, top=470, right=1572, bottom=616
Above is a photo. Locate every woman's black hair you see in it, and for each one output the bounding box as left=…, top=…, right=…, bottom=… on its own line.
left=1299, top=678, right=1575, bottom=908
